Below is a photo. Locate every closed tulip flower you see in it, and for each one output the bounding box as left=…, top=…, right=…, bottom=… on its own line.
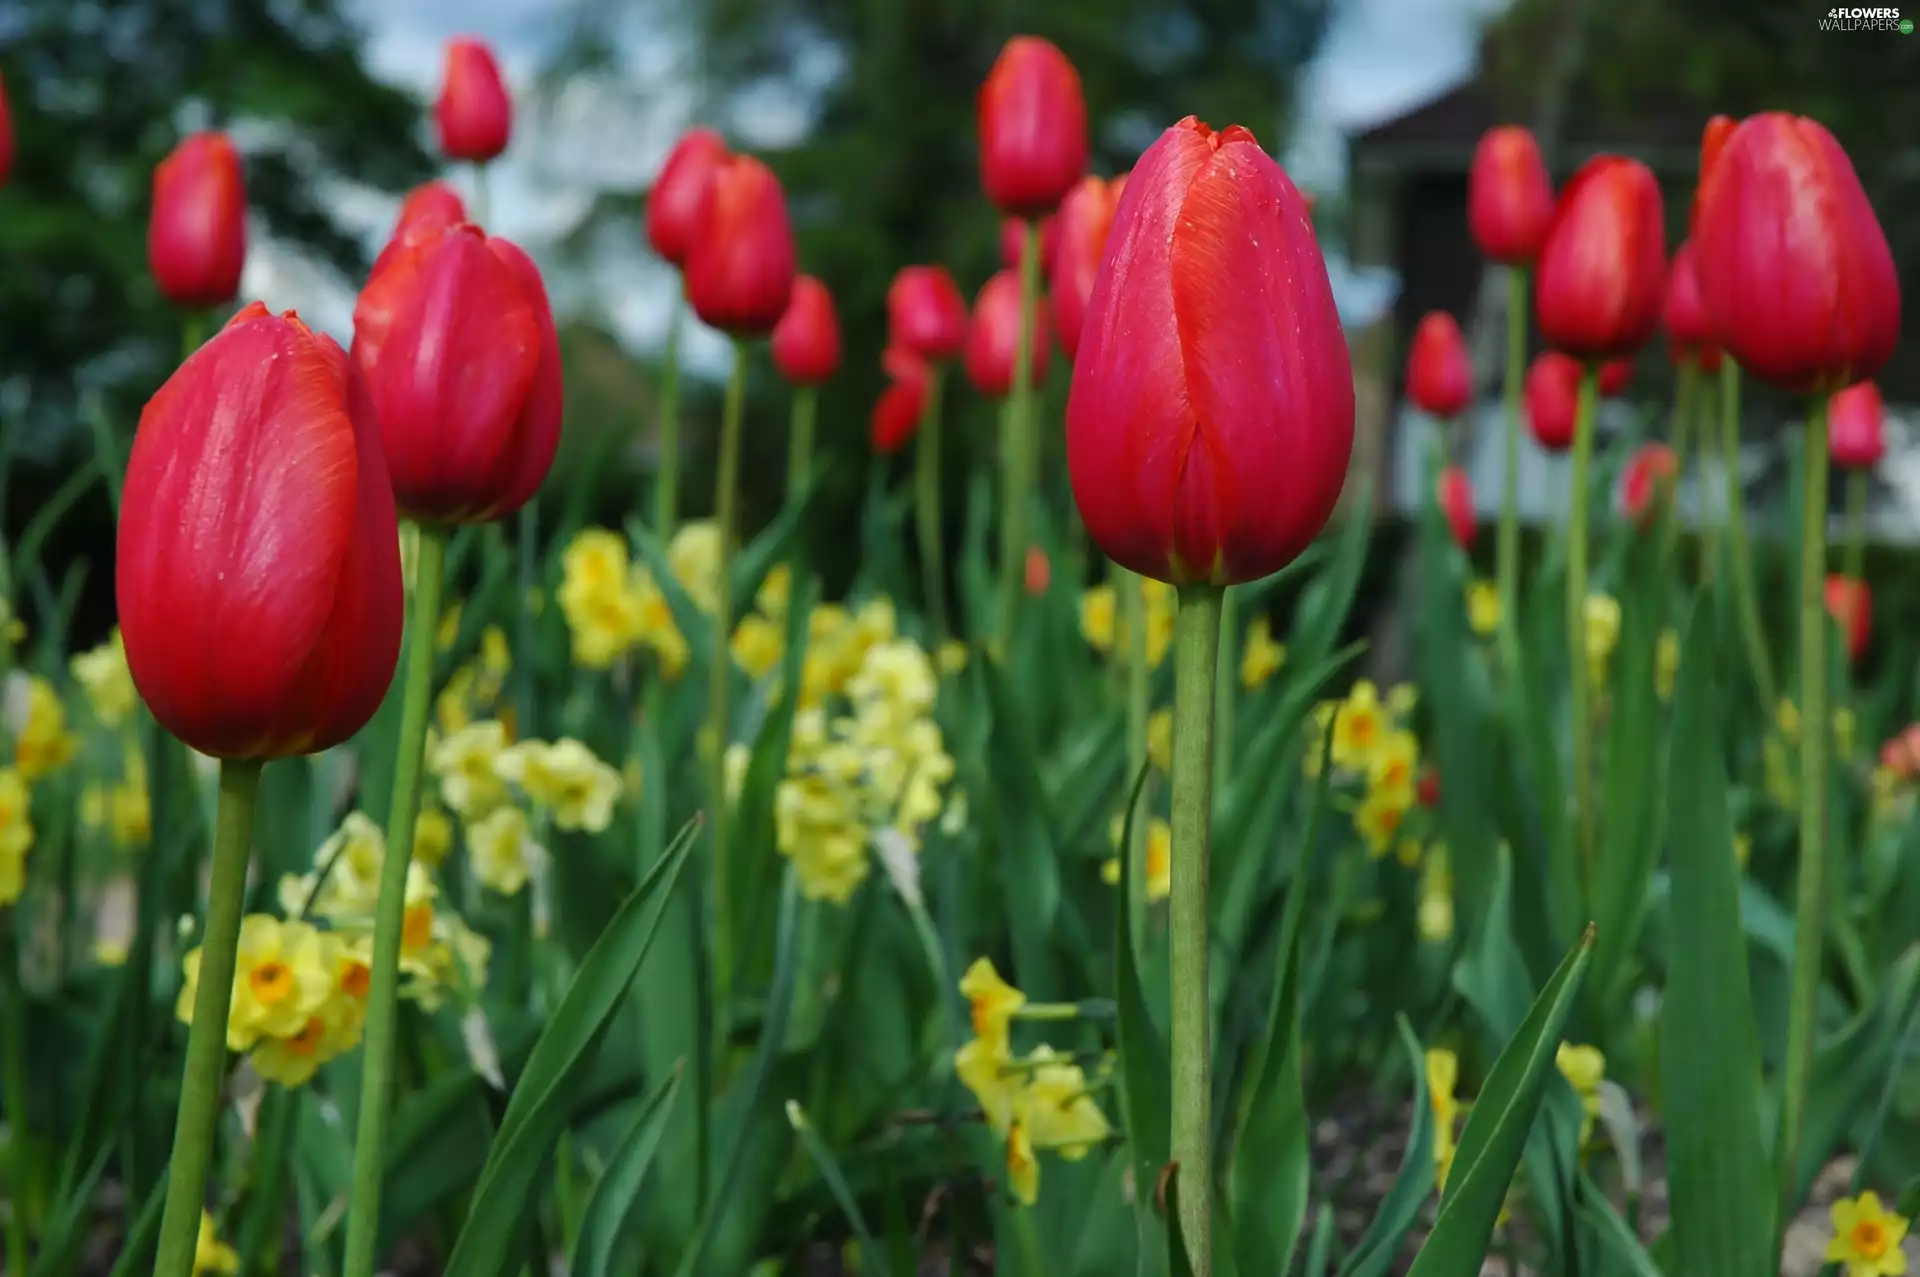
left=772, top=275, right=841, bottom=385
left=117, top=305, right=403, bottom=758
left=1535, top=156, right=1666, bottom=359
left=434, top=38, right=511, bottom=163
left=647, top=128, right=729, bottom=268
left=684, top=154, right=796, bottom=336
left=1066, top=117, right=1352, bottom=586
left=1694, top=113, right=1900, bottom=395
left=1598, top=358, right=1634, bottom=398
left=1620, top=443, right=1678, bottom=527
left=1526, top=352, right=1581, bottom=452
left=1050, top=174, right=1125, bottom=361
left=1469, top=126, right=1554, bottom=265
left=966, top=269, right=1052, bottom=398
left=1407, top=312, right=1472, bottom=419
left=1662, top=240, right=1722, bottom=370
left=1829, top=381, right=1884, bottom=469
left=1001, top=214, right=1059, bottom=274
left=372, top=181, right=468, bottom=277
left=149, top=132, right=247, bottom=310
left=352, top=224, right=561, bottom=523
left=978, top=37, right=1088, bottom=216
left=1825, top=575, right=1872, bottom=663
left=888, top=266, right=969, bottom=362
left=1438, top=466, right=1475, bottom=549
left=872, top=348, right=930, bottom=454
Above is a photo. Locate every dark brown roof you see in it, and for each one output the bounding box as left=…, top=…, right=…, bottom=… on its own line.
left=1351, top=82, right=1706, bottom=175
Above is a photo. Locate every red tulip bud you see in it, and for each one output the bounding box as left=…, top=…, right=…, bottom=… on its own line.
left=1437, top=466, right=1475, bottom=549
left=1825, top=575, right=1872, bottom=663
left=1066, top=118, right=1351, bottom=586
left=1662, top=240, right=1722, bottom=371
left=1469, top=126, right=1554, bottom=266
left=647, top=128, right=729, bottom=268
left=685, top=154, right=797, bottom=337
left=871, top=348, right=930, bottom=455
left=978, top=37, right=1088, bottom=217
left=1406, top=312, right=1472, bottom=420
left=117, top=305, right=403, bottom=758
left=1597, top=358, right=1634, bottom=399
left=373, top=181, right=468, bottom=278
left=771, top=275, right=842, bottom=385
left=1525, top=352, right=1582, bottom=452
left=965, top=269, right=1051, bottom=398
left=352, top=225, right=561, bottom=523
left=149, top=132, right=247, bottom=310
left=1536, top=156, right=1666, bottom=359
left=0, top=71, right=14, bottom=188
left=1620, top=443, right=1678, bottom=528
left=1829, top=381, right=1885, bottom=470
left=1050, top=174, right=1126, bottom=361
left=1695, top=113, right=1900, bottom=396
left=1417, top=766, right=1441, bottom=808
left=434, top=38, right=511, bottom=163
left=1025, top=546, right=1051, bottom=596
left=1001, top=214, right=1059, bottom=275
left=887, top=266, right=969, bottom=362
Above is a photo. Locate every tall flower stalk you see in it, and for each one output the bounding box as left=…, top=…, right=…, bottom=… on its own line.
left=1496, top=266, right=1528, bottom=655
left=708, top=340, right=749, bottom=998
left=1565, top=366, right=1599, bottom=876
left=1719, top=362, right=1777, bottom=708
left=997, top=219, right=1043, bottom=655
left=914, top=367, right=950, bottom=645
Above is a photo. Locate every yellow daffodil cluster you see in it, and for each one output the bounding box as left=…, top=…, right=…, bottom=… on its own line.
left=435, top=621, right=512, bottom=736
left=80, top=743, right=151, bottom=850
left=1241, top=615, right=1287, bottom=690
left=1099, top=813, right=1172, bottom=902
left=424, top=720, right=614, bottom=894
left=555, top=525, right=711, bottom=676
left=195, top=1210, right=239, bottom=1275
left=496, top=738, right=623, bottom=834
left=71, top=627, right=137, bottom=728
left=953, top=960, right=1111, bottom=1206
left=1765, top=699, right=1857, bottom=810
left=1826, top=1192, right=1910, bottom=1277
left=12, top=673, right=78, bottom=781
left=0, top=769, right=36, bottom=907
left=729, top=566, right=793, bottom=682
left=1079, top=577, right=1175, bottom=666
left=1306, top=680, right=1425, bottom=859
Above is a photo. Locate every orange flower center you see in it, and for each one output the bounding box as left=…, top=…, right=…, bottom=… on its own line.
left=1378, top=807, right=1403, bottom=836
left=1006, top=1122, right=1035, bottom=1174
left=1351, top=715, right=1377, bottom=749
left=285, top=1017, right=326, bottom=1056
left=1851, top=1220, right=1888, bottom=1260
left=402, top=903, right=435, bottom=952
left=1381, top=761, right=1410, bottom=788
left=970, top=999, right=991, bottom=1039
left=339, top=960, right=371, bottom=1000
left=249, top=961, right=293, bottom=1004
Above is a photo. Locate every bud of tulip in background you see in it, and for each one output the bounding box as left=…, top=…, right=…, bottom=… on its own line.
left=1468, top=126, right=1554, bottom=265
left=1694, top=113, right=1900, bottom=395
left=871, top=347, right=930, bottom=455
left=887, top=266, right=969, bottom=363
left=1406, top=312, right=1472, bottom=420
left=1525, top=353, right=1581, bottom=452
left=647, top=128, right=729, bottom=268
left=149, top=132, right=247, bottom=310
left=978, top=36, right=1088, bottom=216
left=684, top=154, right=797, bottom=336
left=1829, top=381, right=1885, bottom=470
left=1597, top=359, right=1634, bottom=399
left=372, top=181, right=468, bottom=277
left=1066, top=117, right=1352, bottom=586
left=1437, top=466, right=1475, bottom=550
left=772, top=275, right=841, bottom=385
left=117, top=305, right=403, bottom=758
left=1825, top=575, right=1872, bottom=663
left=1620, top=443, right=1678, bottom=528
left=0, top=71, right=13, bottom=188
left=966, top=269, right=1052, bottom=398
left=1050, top=174, right=1125, bottom=361
left=1662, top=240, right=1721, bottom=371
left=1535, top=155, right=1666, bottom=359
left=1001, top=215, right=1058, bottom=274
left=434, top=38, right=511, bottom=163
left=353, top=224, right=561, bottom=523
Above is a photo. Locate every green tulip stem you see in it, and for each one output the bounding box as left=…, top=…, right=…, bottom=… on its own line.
left=788, top=383, right=818, bottom=504
left=914, top=366, right=950, bottom=646
left=1671, top=363, right=1696, bottom=481
left=1170, top=583, right=1224, bottom=1276
left=1843, top=467, right=1868, bottom=582
left=1496, top=266, right=1527, bottom=662
left=1695, top=363, right=1720, bottom=583
left=657, top=296, right=685, bottom=538
left=708, top=338, right=749, bottom=1005
left=1779, top=396, right=1832, bottom=1211
left=1721, top=362, right=1778, bottom=708
left=1566, top=365, right=1599, bottom=882
left=470, top=161, right=491, bottom=230
left=340, top=522, right=446, bottom=1277
left=153, top=757, right=264, bottom=1277
left=996, top=218, right=1043, bottom=657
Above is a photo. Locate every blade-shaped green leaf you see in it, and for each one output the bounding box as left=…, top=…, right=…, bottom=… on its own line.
left=728, top=477, right=818, bottom=620
left=1114, top=761, right=1173, bottom=1220
left=979, top=655, right=1064, bottom=1000
left=1338, top=1015, right=1437, bottom=1277
left=785, top=1100, right=895, bottom=1277
left=571, top=1066, right=684, bottom=1277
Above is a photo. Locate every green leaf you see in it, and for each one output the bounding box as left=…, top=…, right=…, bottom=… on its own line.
left=1406, top=925, right=1595, bottom=1277
left=571, top=1066, right=684, bottom=1277
left=728, top=477, right=818, bottom=619
left=1286, top=490, right=1373, bottom=669
left=28, top=1144, right=110, bottom=1277
left=103, top=1170, right=168, bottom=1277
left=1304, top=1205, right=1336, bottom=1277
left=785, top=1100, right=894, bottom=1277
left=440, top=821, right=698, bottom=1277
left=978, top=655, right=1064, bottom=1000
left=1166, top=1165, right=1196, bottom=1277
left=1338, top=1016, right=1437, bottom=1277
left=1114, top=761, right=1173, bottom=1212
left=1659, top=606, right=1774, bottom=1277
left=1576, top=1175, right=1666, bottom=1277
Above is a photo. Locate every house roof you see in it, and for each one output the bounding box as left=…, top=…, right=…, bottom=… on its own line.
left=1350, top=82, right=1705, bottom=177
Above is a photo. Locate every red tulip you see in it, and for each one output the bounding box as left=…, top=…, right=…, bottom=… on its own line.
left=1025, top=546, right=1051, bottom=596
left=0, top=71, right=13, bottom=188
left=149, top=132, right=247, bottom=310
left=117, top=304, right=403, bottom=759
left=978, top=37, right=1088, bottom=216
left=1690, top=114, right=1737, bottom=239
left=871, top=348, right=930, bottom=455
left=352, top=224, right=561, bottom=523
left=1829, top=381, right=1885, bottom=470
left=1662, top=240, right=1722, bottom=371
left=1469, top=126, right=1554, bottom=266
left=887, top=266, right=969, bottom=362
left=1694, top=113, right=1900, bottom=396
left=684, top=154, right=797, bottom=337
left=1437, top=466, right=1475, bottom=549
left=1065, top=117, right=1351, bottom=586
left=965, top=269, right=1052, bottom=398
left=771, top=276, right=841, bottom=385
left=1525, top=352, right=1581, bottom=452
left=1050, top=174, right=1125, bottom=362
left=1001, top=214, right=1059, bottom=275
left=1535, top=156, right=1666, bottom=359
left=372, top=181, right=469, bottom=277
left=1620, top=443, right=1678, bottom=528
left=434, top=38, right=511, bottom=163
left=1825, top=575, right=1871, bottom=663
left=647, top=128, right=729, bottom=268
left=1598, top=358, right=1634, bottom=398
left=1406, top=312, right=1472, bottom=419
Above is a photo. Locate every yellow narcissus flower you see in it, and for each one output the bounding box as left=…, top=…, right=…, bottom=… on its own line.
left=1241, top=615, right=1286, bottom=690
left=1332, top=681, right=1387, bottom=770
left=567, top=584, right=647, bottom=670
left=1148, top=709, right=1172, bottom=775
left=1354, top=786, right=1411, bottom=858
left=1555, top=1042, right=1606, bottom=1143
left=1584, top=594, right=1621, bottom=685
left=431, top=721, right=510, bottom=817
left=436, top=665, right=479, bottom=735
left=1825, top=1192, right=1910, bottom=1277
left=178, top=915, right=335, bottom=1051
left=1021, top=1046, right=1111, bottom=1159
left=1387, top=683, right=1419, bottom=716
left=1079, top=584, right=1117, bottom=653
left=960, top=957, right=1026, bottom=1053
left=1368, top=729, right=1420, bottom=803
left=1104, top=815, right=1172, bottom=902
left=937, top=640, right=969, bottom=675
left=955, top=1037, right=1022, bottom=1131
left=1466, top=580, right=1501, bottom=637
left=250, top=985, right=366, bottom=1088
left=1427, top=1047, right=1460, bottom=1188
left=468, top=805, right=546, bottom=896
left=731, top=615, right=785, bottom=680
left=71, top=628, right=137, bottom=727
left=414, top=807, right=454, bottom=869
left=667, top=521, right=724, bottom=613
left=13, top=675, right=77, bottom=781
left=0, top=768, right=34, bottom=905
left=1005, top=1118, right=1040, bottom=1206
left=195, top=1211, right=239, bottom=1275
left=1145, top=593, right=1176, bottom=668
left=560, top=527, right=630, bottom=598
left=301, top=812, right=387, bottom=918
left=496, top=738, right=623, bottom=833
left=755, top=564, right=792, bottom=620
left=1656, top=628, right=1680, bottom=702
